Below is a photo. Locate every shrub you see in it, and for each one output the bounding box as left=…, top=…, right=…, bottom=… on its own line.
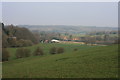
left=16, top=48, right=31, bottom=58
left=23, top=40, right=33, bottom=46
left=16, top=48, right=22, bottom=58
left=16, top=39, right=33, bottom=47
left=2, top=48, right=10, bottom=61
left=24, top=49, right=31, bottom=57
left=33, top=47, right=44, bottom=56
left=74, top=48, right=78, bottom=51
left=49, top=47, right=57, bottom=54
left=57, top=47, right=64, bottom=54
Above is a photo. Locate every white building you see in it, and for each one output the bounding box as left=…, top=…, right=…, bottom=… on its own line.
left=51, top=39, right=60, bottom=43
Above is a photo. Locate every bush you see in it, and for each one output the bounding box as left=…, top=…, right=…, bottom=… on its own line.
left=73, top=48, right=78, bottom=51
left=16, top=39, right=33, bottom=47
left=49, top=47, right=57, bottom=54
left=24, top=49, right=31, bottom=57
left=16, top=48, right=31, bottom=58
left=2, top=48, right=10, bottom=61
left=33, top=47, right=44, bottom=56
left=16, top=48, right=23, bottom=58
left=23, top=40, right=33, bottom=46
left=57, top=47, right=64, bottom=54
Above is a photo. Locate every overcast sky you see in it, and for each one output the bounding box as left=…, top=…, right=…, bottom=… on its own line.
left=2, top=2, right=118, bottom=27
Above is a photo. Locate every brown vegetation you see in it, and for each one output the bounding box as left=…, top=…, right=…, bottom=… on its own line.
left=2, top=23, right=39, bottom=48
left=57, top=47, right=64, bottom=53
left=49, top=47, right=57, bottom=54
left=33, top=47, right=44, bottom=56
left=16, top=48, right=31, bottom=58
left=50, top=47, right=65, bottom=54
left=2, top=48, right=10, bottom=61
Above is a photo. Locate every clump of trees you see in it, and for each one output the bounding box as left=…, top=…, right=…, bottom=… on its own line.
left=2, top=23, right=39, bottom=48
left=16, top=48, right=31, bottom=58
left=33, top=47, right=44, bottom=56
left=49, top=47, right=65, bottom=54
left=2, top=48, right=10, bottom=61
left=49, top=47, right=57, bottom=54
left=57, top=47, right=64, bottom=54
left=16, top=39, right=33, bottom=47
left=73, top=48, right=78, bottom=51
left=2, top=46, right=45, bottom=61
left=2, top=30, right=9, bottom=48
left=83, top=36, right=96, bottom=45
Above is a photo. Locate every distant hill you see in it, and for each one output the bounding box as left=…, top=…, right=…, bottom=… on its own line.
left=18, top=25, right=118, bottom=34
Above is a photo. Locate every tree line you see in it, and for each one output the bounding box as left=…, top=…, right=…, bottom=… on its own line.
left=2, top=46, right=65, bottom=62
left=2, top=23, right=40, bottom=48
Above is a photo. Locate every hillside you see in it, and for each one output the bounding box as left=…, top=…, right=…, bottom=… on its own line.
left=18, top=25, right=118, bottom=34
left=2, top=43, right=118, bottom=78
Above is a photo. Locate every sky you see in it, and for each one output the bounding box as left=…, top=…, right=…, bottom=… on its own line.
left=0, top=2, right=2, bottom=22
left=2, top=2, right=118, bottom=27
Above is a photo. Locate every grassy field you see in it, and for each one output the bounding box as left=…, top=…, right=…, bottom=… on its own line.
left=2, top=43, right=118, bottom=78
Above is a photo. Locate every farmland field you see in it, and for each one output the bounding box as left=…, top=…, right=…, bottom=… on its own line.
left=2, top=43, right=118, bottom=78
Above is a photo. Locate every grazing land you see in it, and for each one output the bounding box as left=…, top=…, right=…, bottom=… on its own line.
left=2, top=2, right=119, bottom=78
left=2, top=43, right=118, bottom=78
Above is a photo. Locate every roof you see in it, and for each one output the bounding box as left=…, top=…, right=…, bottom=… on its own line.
left=51, top=39, right=60, bottom=42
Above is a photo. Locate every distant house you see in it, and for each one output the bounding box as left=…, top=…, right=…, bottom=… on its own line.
left=72, top=38, right=79, bottom=40
left=63, top=36, right=68, bottom=40
left=51, top=39, right=60, bottom=43
left=8, top=36, right=17, bottom=41
left=12, top=37, right=17, bottom=41
left=79, top=42, right=85, bottom=44
left=45, top=40, right=49, bottom=43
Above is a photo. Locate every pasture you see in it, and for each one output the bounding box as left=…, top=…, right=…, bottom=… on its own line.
left=2, top=43, right=118, bottom=78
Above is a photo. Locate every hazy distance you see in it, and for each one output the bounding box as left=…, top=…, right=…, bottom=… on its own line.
left=2, top=2, right=118, bottom=27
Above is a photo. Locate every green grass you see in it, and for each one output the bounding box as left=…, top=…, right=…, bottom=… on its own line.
left=3, top=43, right=118, bottom=78
left=7, top=43, right=94, bottom=60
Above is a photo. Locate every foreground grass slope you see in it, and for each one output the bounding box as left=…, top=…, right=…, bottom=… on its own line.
left=3, top=44, right=118, bottom=78
left=7, top=43, right=94, bottom=60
